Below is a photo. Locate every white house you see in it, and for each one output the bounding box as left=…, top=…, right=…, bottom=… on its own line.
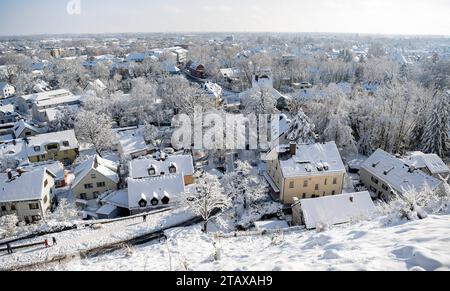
left=0, top=82, right=15, bottom=99
left=0, top=168, right=56, bottom=223
left=117, top=130, right=149, bottom=159
left=129, top=153, right=195, bottom=185
left=13, top=119, right=45, bottom=139
left=0, top=104, right=19, bottom=125
left=402, top=151, right=450, bottom=181
left=292, top=191, right=375, bottom=229
left=360, top=149, right=442, bottom=200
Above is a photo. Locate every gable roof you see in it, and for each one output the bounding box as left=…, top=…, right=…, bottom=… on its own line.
left=26, top=130, right=79, bottom=157
left=0, top=168, right=54, bottom=203
left=72, top=155, right=119, bottom=188
left=13, top=120, right=43, bottom=137
left=298, top=191, right=375, bottom=229
left=129, top=154, right=195, bottom=179
left=402, top=152, right=450, bottom=176
left=127, top=174, right=185, bottom=210
left=361, top=149, right=442, bottom=194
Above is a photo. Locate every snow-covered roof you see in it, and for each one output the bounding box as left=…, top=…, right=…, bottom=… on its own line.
left=72, top=155, right=119, bottom=188
left=298, top=191, right=375, bottom=229
left=271, top=114, right=291, bottom=142
left=13, top=120, right=43, bottom=137
left=102, top=189, right=128, bottom=209
left=0, top=104, right=15, bottom=114
left=402, top=152, right=449, bottom=176
left=35, top=93, right=81, bottom=108
left=0, top=139, right=28, bottom=164
left=25, top=161, right=65, bottom=180
left=361, top=149, right=442, bottom=194
left=20, top=89, right=72, bottom=103
left=127, top=174, right=186, bottom=210
left=203, top=82, right=222, bottom=98
left=254, top=220, right=289, bottom=230
left=0, top=82, right=12, bottom=90
left=220, top=68, right=244, bottom=79
left=129, top=154, right=194, bottom=179
left=279, top=142, right=346, bottom=178
left=96, top=204, right=118, bottom=216
left=26, top=130, right=79, bottom=156
left=118, top=131, right=148, bottom=157
left=0, top=168, right=55, bottom=203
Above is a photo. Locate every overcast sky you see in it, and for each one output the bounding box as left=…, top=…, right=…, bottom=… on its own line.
left=1, top=0, right=449, bottom=36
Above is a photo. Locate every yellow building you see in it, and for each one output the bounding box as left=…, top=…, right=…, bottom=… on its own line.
left=265, top=142, right=346, bottom=205
left=72, top=155, right=119, bottom=200
left=26, top=130, right=79, bottom=165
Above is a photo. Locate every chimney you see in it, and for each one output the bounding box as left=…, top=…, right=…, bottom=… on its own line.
left=160, top=152, right=166, bottom=161
left=17, top=167, right=25, bottom=176
left=290, top=142, right=297, bottom=156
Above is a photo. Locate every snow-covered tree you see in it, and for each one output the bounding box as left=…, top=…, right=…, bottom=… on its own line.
left=48, top=108, right=77, bottom=132
left=0, top=214, right=19, bottom=239
left=185, top=174, right=231, bottom=233
left=48, top=199, right=79, bottom=223
left=74, top=110, right=115, bottom=156
left=242, top=87, right=279, bottom=115
left=421, top=92, right=450, bottom=157
left=287, top=109, right=317, bottom=144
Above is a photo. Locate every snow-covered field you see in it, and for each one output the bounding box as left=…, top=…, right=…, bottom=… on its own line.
left=45, top=213, right=450, bottom=271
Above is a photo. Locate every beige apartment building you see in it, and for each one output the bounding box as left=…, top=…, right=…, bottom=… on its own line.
left=0, top=168, right=55, bottom=223
left=265, top=142, right=346, bottom=204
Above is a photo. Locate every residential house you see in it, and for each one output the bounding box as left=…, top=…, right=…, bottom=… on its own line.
left=219, top=68, right=247, bottom=92
left=186, top=61, right=206, bottom=79
left=0, top=82, right=15, bottom=99
left=360, top=149, right=442, bottom=200
left=72, top=155, right=119, bottom=200
left=291, top=191, right=375, bottom=229
left=102, top=174, right=186, bottom=216
left=0, top=168, right=55, bottom=223
left=402, top=151, right=450, bottom=181
left=117, top=130, right=150, bottom=159
left=27, top=161, right=68, bottom=188
left=16, top=89, right=81, bottom=120
left=129, top=153, right=195, bottom=185
left=26, top=130, right=79, bottom=165
left=265, top=142, right=346, bottom=204
left=202, top=82, right=223, bottom=106
left=13, top=119, right=45, bottom=139
left=0, top=104, right=19, bottom=125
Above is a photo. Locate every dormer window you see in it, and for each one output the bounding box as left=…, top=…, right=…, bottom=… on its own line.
left=34, top=146, right=41, bottom=152
left=148, top=165, right=157, bottom=176
left=169, top=163, right=177, bottom=174
left=62, top=141, right=69, bottom=147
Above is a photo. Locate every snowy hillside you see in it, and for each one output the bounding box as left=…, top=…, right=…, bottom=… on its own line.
left=45, top=213, right=450, bottom=271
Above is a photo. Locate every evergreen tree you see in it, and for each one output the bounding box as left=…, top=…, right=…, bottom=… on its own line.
left=421, top=93, right=450, bottom=157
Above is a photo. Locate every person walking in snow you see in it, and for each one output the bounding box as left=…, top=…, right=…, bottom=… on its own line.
left=6, top=243, right=12, bottom=254
left=44, top=239, right=49, bottom=248
left=52, top=237, right=57, bottom=245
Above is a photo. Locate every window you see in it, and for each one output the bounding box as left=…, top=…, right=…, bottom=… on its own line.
left=34, top=146, right=41, bottom=152
left=11, top=204, right=16, bottom=211
left=289, top=181, right=295, bottom=189
left=97, top=182, right=106, bottom=188
left=332, top=191, right=336, bottom=195
left=148, top=166, right=156, bottom=176
left=382, top=184, right=389, bottom=191
left=370, top=186, right=377, bottom=193
left=315, top=184, right=319, bottom=190
left=29, top=203, right=39, bottom=210
left=371, top=176, right=379, bottom=184
left=62, top=141, right=70, bottom=147
left=303, top=180, right=308, bottom=187
left=32, top=215, right=42, bottom=222
left=93, top=192, right=100, bottom=198
left=46, top=143, right=58, bottom=150
left=80, top=193, right=87, bottom=200
left=84, top=183, right=94, bottom=189
left=91, top=173, right=97, bottom=179
left=169, top=165, right=177, bottom=174
left=302, top=193, right=306, bottom=199
left=324, top=178, right=328, bottom=186
left=333, top=177, right=338, bottom=185
left=1, top=206, right=6, bottom=212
